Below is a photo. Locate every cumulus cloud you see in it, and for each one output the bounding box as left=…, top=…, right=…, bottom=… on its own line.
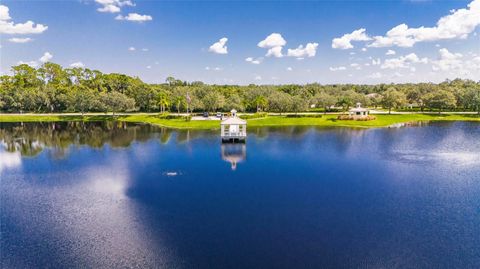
left=331, top=28, right=371, bottom=49
left=386, top=49, right=396, bottom=55
left=95, top=0, right=134, bottom=13
left=39, top=52, right=53, bottom=63
left=369, top=0, right=480, bottom=47
left=0, top=5, right=48, bottom=34
left=115, top=13, right=152, bottom=22
left=329, top=66, right=347, bottom=71
left=286, top=67, right=293, bottom=71
left=287, top=43, right=318, bottom=59
left=381, top=53, right=428, bottom=69
left=128, top=46, right=136, bottom=51
left=70, top=62, right=85, bottom=68
left=265, top=46, right=283, bottom=58
left=245, top=57, right=262, bottom=64
left=208, top=37, right=228, bottom=54
left=432, top=48, right=463, bottom=71
left=8, top=37, right=32, bottom=43
left=258, top=33, right=286, bottom=48
left=258, top=33, right=286, bottom=58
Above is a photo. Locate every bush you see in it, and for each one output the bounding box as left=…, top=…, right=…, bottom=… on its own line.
left=240, top=112, right=268, bottom=119
left=286, top=114, right=322, bottom=118
left=337, top=115, right=376, bottom=121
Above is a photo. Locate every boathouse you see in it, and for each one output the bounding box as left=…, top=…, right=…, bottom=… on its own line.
left=221, top=109, right=246, bottom=142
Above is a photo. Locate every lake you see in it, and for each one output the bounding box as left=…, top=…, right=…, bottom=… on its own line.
left=1, top=121, right=479, bottom=268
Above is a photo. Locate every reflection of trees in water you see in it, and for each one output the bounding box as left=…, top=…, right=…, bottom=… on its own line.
left=0, top=122, right=167, bottom=157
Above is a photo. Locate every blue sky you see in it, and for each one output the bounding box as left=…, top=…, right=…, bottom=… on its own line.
left=1, top=0, right=479, bottom=84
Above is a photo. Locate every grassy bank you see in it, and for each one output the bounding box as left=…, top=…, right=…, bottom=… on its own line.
left=1, top=113, right=479, bottom=129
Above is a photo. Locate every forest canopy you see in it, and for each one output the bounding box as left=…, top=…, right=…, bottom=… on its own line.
left=1, top=63, right=479, bottom=114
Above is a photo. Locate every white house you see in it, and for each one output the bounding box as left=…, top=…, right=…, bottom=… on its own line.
left=349, top=103, right=369, bottom=118
left=221, top=109, right=247, bottom=142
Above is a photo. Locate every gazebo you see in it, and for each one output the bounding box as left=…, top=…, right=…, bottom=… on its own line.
left=349, top=103, right=369, bottom=118
left=221, top=109, right=247, bottom=142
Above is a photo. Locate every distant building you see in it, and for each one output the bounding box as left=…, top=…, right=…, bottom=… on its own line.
left=349, top=103, right=369, bottom=118
left=221, top=109, right=247, bottom=142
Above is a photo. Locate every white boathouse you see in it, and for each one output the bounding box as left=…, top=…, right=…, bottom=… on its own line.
left=221, top=109, right=246, bottom=142
left=349, top=103, right=369, bottom=119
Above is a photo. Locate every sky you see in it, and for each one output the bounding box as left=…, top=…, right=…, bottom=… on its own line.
left=0, top=0, right=479, bottom=85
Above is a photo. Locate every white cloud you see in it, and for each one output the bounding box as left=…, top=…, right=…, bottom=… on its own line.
left=258, top=33, right=286, bottom=48
left=0, top=5, right=48, bottom=34
left=146, top=65, right=151, bottom=69
left=381, top=53, right=428, bottom=69
left=208, top=37, right=228, bottom=54
left=0, top=5, right=11, bottom=21
left=372, top=58, right=381, bottom=65
left=95, top=0, right=134, bottom=13
left=128, top=46, right=135, bottom=51
left=141, top=48, right=148, bottom=52
left=8, top=37, right=32, bottom=43
left=286, top=67, right=293, bottom=71
left=432, top=48, right=463, bottom=71
left=258, top=33, right=286, bottom=58
left=329, top=66, right=347, bottom=71
left=98, top=4, right=120, bottom=13
left=245, top=57, right=262, bottom=64
left=115, top=13, right=152, bottom=22
left=369, top=0, right=480, bottom=47
left=386, top=49, right=396, bottom=55
left=17, top=60, right=38, bottom=67
left=70, top=62, right=85, bottom=68
left=331, top=28, right=371, bottom=49
left=205, top=66, right=222, bottom=71
left=287, top=43, right=318, bottom=59
left=254, top=75, right=262, bottom=81
left=368, top=72, right=383, bottom=79
left=361, top=47, right=367, bottom=52
left=350, top=63, right=362, bottom=70
left=349, top=52, right=356, bottom=55
left=265, top=46, right=283, bottom=58
left=39, top=52, right=53, bottom=63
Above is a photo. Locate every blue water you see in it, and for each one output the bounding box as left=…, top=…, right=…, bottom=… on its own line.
left=1, top=121, right=479, bottom=268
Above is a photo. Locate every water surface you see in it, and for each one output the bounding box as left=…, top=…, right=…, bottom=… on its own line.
left=1, top=121, right=480, bottom=268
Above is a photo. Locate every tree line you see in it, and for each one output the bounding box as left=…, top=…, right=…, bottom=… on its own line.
left=1, top=63, right=479, bottom=114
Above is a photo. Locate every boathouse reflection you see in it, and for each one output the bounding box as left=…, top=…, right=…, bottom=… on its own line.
left=221, top=143, right=246, bottom=170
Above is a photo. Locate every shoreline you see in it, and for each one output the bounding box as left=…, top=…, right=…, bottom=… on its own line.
left=1, top=113, right=479, bottom=129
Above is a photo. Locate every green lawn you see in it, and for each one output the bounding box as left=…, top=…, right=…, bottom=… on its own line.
left=1, top=113, right=479, bottom=129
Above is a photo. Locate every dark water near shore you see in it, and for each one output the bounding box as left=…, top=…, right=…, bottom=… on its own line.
left=1, top=121, right=480, bottom=268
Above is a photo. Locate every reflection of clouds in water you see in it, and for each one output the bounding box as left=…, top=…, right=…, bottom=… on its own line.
left=0, top=150, right=22, bottom=173
left=2, top=152, right=176, bottom=267
left=393, top=150, right=480, bottom=166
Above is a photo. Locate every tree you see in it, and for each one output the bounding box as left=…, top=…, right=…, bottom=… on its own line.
left=423, top=90, right=457, bottom=113
left=224, top=94, right=244, bottom=112
left=101, top=91, right=136, bottom=115
left=156, top=91, right=170, bottom=113
left=66, top=87, right=99, bottom=115
left=268, top=91, right=291, bottom=114
left=312, top=92, right=336, bottom=114
left=202, top=91, right=225, bottom=112
left=381, top=87, right=407, bottom=114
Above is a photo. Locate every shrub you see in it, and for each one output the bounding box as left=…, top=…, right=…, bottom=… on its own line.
left=286, top=114, right=322, bottom=118
left=240, top=112, right=268, bottom=119
left=337, top=115, right=376, bottom=121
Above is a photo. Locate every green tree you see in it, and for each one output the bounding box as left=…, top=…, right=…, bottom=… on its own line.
left=423, top=89, right=457, bottom=113
left=381, top=87, right=407, bottom=114
left=101, top=91, right=136, bottom=115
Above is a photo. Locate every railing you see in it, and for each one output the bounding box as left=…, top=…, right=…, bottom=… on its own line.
left=221, top=131, right=247, bottom=137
